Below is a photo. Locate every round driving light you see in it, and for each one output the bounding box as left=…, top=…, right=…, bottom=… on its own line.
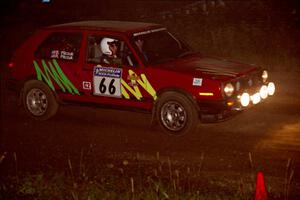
left=262, top=70, right=268, bottom=83
left=224, top=83, right=234, bottom=97
left=260, top=85, right=268, bottom=99
left=267, top=82, right=275, bottom=96
left=240, top=93, right=250, bottom=107
left=251, top=93, right=261, bottom=104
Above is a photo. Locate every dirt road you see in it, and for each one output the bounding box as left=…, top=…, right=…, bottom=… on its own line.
left=1, top=67, right=300, bottom=198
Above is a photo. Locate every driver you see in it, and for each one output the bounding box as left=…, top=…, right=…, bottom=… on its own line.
left=100, top=38, right=122, bottom=65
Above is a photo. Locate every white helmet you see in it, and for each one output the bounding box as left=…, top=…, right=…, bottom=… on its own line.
left=100, top=38, right=118, bottom=56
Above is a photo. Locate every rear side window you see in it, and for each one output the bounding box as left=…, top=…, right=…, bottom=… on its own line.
left=35, top=32, right=82, bottom=61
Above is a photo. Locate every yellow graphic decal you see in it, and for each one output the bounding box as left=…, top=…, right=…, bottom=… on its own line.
left=127, top=73, right=140, bottom=82
left=137, top=74, right=157, bottom=100
left=121, top=79, right=143, bottom=100
left=120, top=84, right=130, bottom=99
left=121, top=70, right=157, bottom=100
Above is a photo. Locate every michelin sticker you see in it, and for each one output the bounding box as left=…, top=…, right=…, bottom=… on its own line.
left=93, top=66, right=122, bottom=98
left=193, top=78, right=202, bottom=86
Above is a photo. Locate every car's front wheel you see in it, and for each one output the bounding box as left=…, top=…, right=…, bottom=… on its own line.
left=22, top=80, right=59, bottom=120
left=155, top=91, right=199, bottom=135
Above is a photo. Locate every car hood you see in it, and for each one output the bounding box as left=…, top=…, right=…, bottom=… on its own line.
left=156, top=56, right=260, bottom=80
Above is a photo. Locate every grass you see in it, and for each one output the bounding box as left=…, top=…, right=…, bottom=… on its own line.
left=0, top=151, right=296, bottom=200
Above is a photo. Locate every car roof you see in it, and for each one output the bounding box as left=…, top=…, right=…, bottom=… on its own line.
left=45, top=20, right=164, bottom=35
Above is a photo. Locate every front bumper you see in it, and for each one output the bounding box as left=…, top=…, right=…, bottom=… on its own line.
left=198, top=82, right=275, bottom=121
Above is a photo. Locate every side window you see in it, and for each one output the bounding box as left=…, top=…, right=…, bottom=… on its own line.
left=123, top=43, right=139, bottom=67
left=35, top=32, right=82, bottom=62
left=87, top=36, right=102, bottom=64
left=86, top=35, right=138, bottom=67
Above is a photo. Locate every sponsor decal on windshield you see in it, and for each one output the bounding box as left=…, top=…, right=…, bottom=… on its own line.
left=133, top=27, right=167, bottom=36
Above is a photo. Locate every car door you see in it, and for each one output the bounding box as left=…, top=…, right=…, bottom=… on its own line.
left=81, top=32, right=157, bottom=109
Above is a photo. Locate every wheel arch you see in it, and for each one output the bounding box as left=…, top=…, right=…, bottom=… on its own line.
left=152, top=87, right=200, bottom=116
left=152, top=87, right=200, bottom=135
left=22, top=78, right=60, bottom=120
left=20, top=77, right=61, bottom=105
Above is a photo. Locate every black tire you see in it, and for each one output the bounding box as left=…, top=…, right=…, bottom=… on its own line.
left=155, top=91, right=199, bottom=135
left=22, top=80, right=59, bottom=120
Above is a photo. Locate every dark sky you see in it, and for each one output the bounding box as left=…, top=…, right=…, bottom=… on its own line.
left=1, top=0, right=299, bottom=20
left=0, top=0, right=299, bottom=62
left=0, top=0, right=299, bottom=33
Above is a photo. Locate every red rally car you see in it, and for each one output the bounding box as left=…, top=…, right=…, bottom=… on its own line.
left=8, top=21, right=276, bottom=135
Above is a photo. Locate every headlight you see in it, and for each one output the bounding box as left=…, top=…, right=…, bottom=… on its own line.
left=251, top=93, right=261, bottom=104
left=262, top=70, right=268, bottom=83
left=267, top=82, right=275, bottom=96
left=224, top=83, right=234, bottom=97
left=240, top=93, right=250, bottom=107
left=259, top=85, right=268, bottom=99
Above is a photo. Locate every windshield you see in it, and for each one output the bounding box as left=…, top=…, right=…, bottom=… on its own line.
left=132, top=30, right=194, bottom=65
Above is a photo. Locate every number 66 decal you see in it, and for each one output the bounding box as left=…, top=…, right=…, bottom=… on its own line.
left=99, top=78, right=116, bottom=95
left=93, top=66, right=122, bottom=98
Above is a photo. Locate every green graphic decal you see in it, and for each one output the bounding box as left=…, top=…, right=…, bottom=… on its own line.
left=33, top=59, right=80, bottom=95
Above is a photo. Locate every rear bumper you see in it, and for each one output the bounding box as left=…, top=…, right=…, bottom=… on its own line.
left=7, top=77, right=22, bottom=93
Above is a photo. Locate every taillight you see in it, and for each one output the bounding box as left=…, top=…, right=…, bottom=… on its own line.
left=8, top=62, right=14, bottom=68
